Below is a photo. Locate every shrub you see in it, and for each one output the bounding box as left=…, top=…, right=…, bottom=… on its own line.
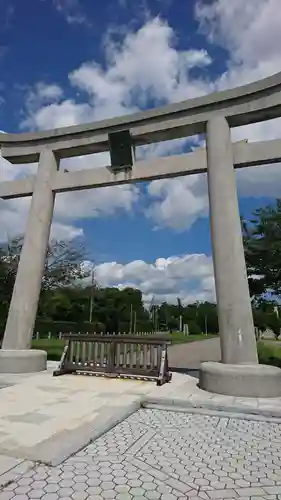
left=34, top=320, right=105, bottom=337
left=257, top=342, right=281, bottom=368
left=33, top=319, right=154, bottom=337
left=187, top=321, right=202, bottom=335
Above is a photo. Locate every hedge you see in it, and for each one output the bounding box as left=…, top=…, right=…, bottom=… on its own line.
left=32, top=319, right=155, bottom=337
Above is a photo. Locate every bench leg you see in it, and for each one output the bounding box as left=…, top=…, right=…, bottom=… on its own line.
left=53, top=369, right=67, bottom=377
left=157, top=348, right=166, bottom=385
left=53, top=343, right=69, bottom=377
left=53, top=368, right=76, bottom=377
left=157, top=347, right=172, bottom=385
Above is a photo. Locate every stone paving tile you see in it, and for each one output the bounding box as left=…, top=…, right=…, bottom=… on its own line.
left=1, top=408, right=281, bottom=499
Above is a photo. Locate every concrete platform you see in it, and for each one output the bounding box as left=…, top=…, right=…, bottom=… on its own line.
left=0, top=363, right=154, bottom=466
left=1, top=362, right=281, bottom=473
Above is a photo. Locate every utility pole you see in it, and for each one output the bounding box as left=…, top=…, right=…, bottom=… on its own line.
left=205, top=314, right=208, bottom=335
left=6, top=231, right=13, bottom=261
left=133, top=310, right=137, bottom=334
left=89, top=264, right=95, bottom=323
left=177, top=297, right=183, bottom=332
left=274, top=306, right=280, bottom=339
left=129, top=303, right=133, bottom=334
left=154, top=307, right=158, bottom=333
left=149, top=296, right=155, bottom=332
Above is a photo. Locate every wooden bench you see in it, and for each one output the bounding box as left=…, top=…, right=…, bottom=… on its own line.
left=53, top=334, right=172, bottom=386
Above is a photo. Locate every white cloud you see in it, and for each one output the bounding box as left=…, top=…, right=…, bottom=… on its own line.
left=53, top=0, right=89, bottom=25
left=0, top=151, right=139, bottom=242
left=147, top=0, right=281, bottom=232
left=2, top=2, right=281, bottom=244
left=22, top=17, right=213, bottom=132
left=196, top=0, right=281, bottom=70
left=90, top=252, right=215, bottom=305
left=4, top=17, right=213, bottom=241
left=54, top=184, right=139, bottom=220
left=50, top=221, right=84, bottom=241
left=30, top=82, right=63, bottom=104
left=3, top=3, right=281, bottom=301
left=0, top=194, right=84, bottom=243
left=21, top=98, right=91, bottom=131
left=145, top=175, right=208, bottom=231
left=70, top=18, right=212, bottom=109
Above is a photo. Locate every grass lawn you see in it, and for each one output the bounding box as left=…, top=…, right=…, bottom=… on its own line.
left=32, top=333, right=218, bottom=360
left=32, top=335, right=281, bottom=369
left=32, top=339, right=65, bottom=361
left=262, top=337, right=281, bottom=342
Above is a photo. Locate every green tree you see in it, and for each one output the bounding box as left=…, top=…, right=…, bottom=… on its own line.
left=252, top=308, right=268, bottom=334
left=0, top=249, right=14, bottom=331
left=196, top=302, right=219, bottom=334
left=243, top=200, right=281, bottom=298
left=0, top=236, right=86, bottom=289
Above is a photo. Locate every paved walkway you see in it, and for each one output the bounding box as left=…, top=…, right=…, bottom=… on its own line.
left=1, top=353, right=281, bottom=499
left=168, top=338, right=221, bottom=370
left=1, top=408, right=281, bottom=499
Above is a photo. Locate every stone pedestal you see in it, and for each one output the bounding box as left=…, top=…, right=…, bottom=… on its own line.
left=0, top=349, right=47, bottom=373
left=200, top=362, right=281, bottom=398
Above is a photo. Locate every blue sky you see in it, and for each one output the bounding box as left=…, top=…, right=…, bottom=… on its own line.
left=0, top=0, right=281, bottom=305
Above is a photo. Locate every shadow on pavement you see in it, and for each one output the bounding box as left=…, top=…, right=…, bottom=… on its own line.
left=170, top=367, right=199, bottom=379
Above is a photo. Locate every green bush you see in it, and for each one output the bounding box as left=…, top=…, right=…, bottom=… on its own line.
left=257, top=342, right=281, bottom=368
left=187, top=320, right=202, bottom=335
left=34, top=320, right=105, bottom=337
left=117, top=322, right=154, bottom=333
left=33, top=320, right=154, bottom=337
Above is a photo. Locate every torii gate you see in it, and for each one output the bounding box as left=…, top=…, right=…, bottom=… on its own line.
left=1, top=72, right=281, bottom=397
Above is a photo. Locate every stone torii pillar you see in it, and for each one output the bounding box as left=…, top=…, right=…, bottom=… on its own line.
left=0, top=149, right=58, bottom=373
left=199, top=115, right=281, bottom=397
left=207, top=115, right=258, bottom=364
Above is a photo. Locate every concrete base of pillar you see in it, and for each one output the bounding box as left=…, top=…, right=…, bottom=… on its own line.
left=0, top=349, right=47, bottom=373
left=199, top=361, right=281, bottom=398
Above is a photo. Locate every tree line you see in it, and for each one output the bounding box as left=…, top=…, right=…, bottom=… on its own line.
left=0, top=236, right=219, bottom=336
left=1, top=198, right=281, bottom=338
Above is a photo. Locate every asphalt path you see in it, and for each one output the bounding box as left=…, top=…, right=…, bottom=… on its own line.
left=168, top=337, right=221, bottom=372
